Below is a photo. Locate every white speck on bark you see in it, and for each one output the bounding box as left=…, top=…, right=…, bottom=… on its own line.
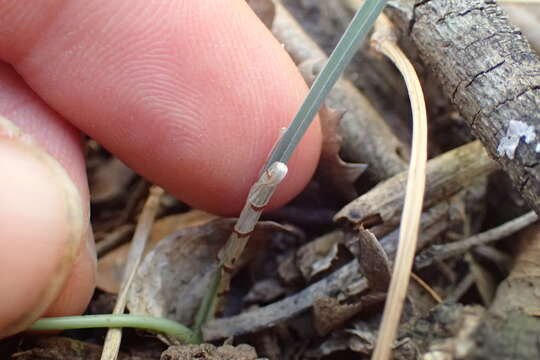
left=497, top=120, right=537, bottom=159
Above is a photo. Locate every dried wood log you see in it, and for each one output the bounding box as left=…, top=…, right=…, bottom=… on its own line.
left=387, top=0, right=540, bottom=214
left=272, top=2, right=408, bottom=181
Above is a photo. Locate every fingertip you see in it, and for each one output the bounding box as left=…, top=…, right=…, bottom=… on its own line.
left=0, top=0, right=322, bottom=216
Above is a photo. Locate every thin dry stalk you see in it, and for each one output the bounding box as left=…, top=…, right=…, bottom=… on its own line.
left=100, top=186, right=163, bottom=360
left=410, top=272, right=443, bottom=304
left=369, top=15, right=428, bottom=360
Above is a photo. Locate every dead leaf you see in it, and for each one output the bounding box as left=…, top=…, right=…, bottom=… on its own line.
left=97, top=210, right=218, bottom=293
left=313, top=297, right=363, bottom=336
left=296, top=231, right=342, bottom=281
left=316, top=105, right=367, bottom=200
left=313, top=292, right=387, bottom=338
left=344, top=228, right=391, bottom=292
left=246, top=0, right=275, bottom=29
left=161, top=343, right=257, bottom=360
left=346, top=323, right=378, bottom=355
left=305, top=321, right=378, bottom=358
left=126, top=219, right=299, bottom=328
left=299, top=60, right=367, bottom=201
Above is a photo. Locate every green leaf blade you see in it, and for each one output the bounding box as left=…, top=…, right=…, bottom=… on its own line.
left=266, top=0, right=389, bottom=166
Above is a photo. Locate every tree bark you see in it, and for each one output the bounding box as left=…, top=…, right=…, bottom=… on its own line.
left=387, top=0, right=540, bottom=214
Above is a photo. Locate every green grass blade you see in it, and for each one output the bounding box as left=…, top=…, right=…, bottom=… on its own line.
left=266, top=0, right=389, bottom=166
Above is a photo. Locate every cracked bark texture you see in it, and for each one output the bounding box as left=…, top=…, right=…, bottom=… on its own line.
left=387, top=0, right=540, bottom=214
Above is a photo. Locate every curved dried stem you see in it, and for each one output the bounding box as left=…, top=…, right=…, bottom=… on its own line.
left=410, top=272, right=443, bottom=304
left=369, top=15, right=428, bottom=360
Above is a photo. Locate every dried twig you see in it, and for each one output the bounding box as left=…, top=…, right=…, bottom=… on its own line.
left=335, top=141, right=497, bottom=228
left=499, top=2, right=540, bottom=53
left=415, top=211, right=538, bottom=269
left=100, top=186, right=163, bottom=360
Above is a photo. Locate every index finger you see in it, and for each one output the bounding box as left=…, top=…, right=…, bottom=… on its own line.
left=0, top=0, right=321, bottom=214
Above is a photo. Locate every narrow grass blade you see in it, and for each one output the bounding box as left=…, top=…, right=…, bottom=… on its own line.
left=266, top=0, right=389, bottom=166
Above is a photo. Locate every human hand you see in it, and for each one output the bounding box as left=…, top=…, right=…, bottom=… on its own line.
left=0, top=0, right=321, bottom=338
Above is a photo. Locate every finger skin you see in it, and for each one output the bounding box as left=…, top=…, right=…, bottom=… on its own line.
left=0, top=63, right=95, bottom=338
left=0, top=0, right=322, bottom=215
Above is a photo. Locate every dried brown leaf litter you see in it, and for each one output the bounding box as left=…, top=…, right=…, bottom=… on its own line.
left=126, top=219, right=300, bottom=332
left=97, top=210, right=218, bottom=293
left=315, top=105, right=367, bottom=200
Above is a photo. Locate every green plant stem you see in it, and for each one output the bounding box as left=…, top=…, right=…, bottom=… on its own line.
left=29, top=314, right=197, bottom=344
left=192, top=267, right=221, bottom=340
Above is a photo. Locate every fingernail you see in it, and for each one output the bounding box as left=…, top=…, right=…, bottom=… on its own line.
left=0, top=116, right=85, bottom=337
